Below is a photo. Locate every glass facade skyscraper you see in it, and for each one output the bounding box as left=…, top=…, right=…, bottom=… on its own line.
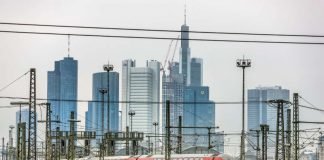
left=16, top=108, right=31, bottom=125
left=121, top=59, right=160, bottom=134
left=86, top=71, right=119, bottom=141
left=180, top=23, right=191, bottom=85
left=16, top=108, right=37, bottom=141
left=162, top=70, right=184, bottom=136
left=161, top=19, right=219, bottom=152
left=47, top=56, right=78, bottom=131
left=183, top=86, right=215, bottom=146
left=247, top=86, right=290, bottom=155
left=190, top=58, right=203, bottom=86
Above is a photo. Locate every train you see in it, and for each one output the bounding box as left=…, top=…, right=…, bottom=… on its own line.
left=80, top=154, right=224, bottom=160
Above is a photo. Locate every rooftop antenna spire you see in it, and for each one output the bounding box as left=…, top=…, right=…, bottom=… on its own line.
left=184, top=2, right=187, bottom=25
left=68, top=34, right=70, bottom=57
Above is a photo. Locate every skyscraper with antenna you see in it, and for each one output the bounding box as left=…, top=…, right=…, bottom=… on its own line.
left=180, top=5, right=191, bottom=85
left=162, top=4, right=219, bottom=150
left=47, top=37, right=78, bottom=131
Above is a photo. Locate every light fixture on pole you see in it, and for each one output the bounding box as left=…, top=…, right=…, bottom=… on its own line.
left=153, top=122, right=159, bottom=154
left=103, top=64, right=114, bottom=133
left=99, top=88, right=107, bottom=137
left=128, top=110, right=135, bottom=132
left=236, top=57, right=251, bottom=160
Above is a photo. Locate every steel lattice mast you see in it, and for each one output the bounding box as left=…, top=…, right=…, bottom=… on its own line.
left=292, top=93, right=299, bottom=160
left=28, top=68, right=37, bottom=160
left=260, top=124, right=269, bottom=160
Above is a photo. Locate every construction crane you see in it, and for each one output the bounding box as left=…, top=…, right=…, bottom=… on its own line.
left=167, top=35, right=180, bottom=74
left=161, top=36, right=180, bottom=75
left=161, top=39, right=174, bottom=73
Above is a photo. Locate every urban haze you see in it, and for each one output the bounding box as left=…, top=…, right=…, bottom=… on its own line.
left=0, top=0, right=324, bottom=159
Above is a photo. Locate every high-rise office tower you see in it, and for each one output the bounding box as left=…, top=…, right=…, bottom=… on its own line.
left=170, top=62, right=180, bottom=76
left=190, top=58, right=203, bottom=86
left=47, top=56, right=78, bottom=131
left=161, top=13, right=219, bottom=151
left=121, top=59, right=160, bottom=134
left=180, top=19, right=191, bottom=85
left=16, top=108, right=37, bottom=140
left=247, top=86, right=290, bottom=155
left=162, top=68, right=184, bottom=136
left=16, top=108, right=31, bottom=125
left=183, top=86, right=216, bottom=147
left=85, top=110, right=90, bottom=131
left=85, top=72, right=119, bottom=140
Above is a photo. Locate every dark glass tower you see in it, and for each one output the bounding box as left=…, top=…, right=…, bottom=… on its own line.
left=183, top=86, right=216, bottom=147
left=47, top=57, right=78, bottom=131
left=190, top=58, right=203, bottom=86
left=86, top=72, right=119, bottom=141
left=180, top=22, right=191, bottom=85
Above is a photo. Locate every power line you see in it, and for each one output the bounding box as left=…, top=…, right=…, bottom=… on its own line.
left=1, top=22, right=324, bottom=38
left=8, top=96, right=324, bottom=113
left=0, top=70, right=29, bottom=93
left=0, top=96, right=267, bottom=105
left=299, top=105, right=324, bottom=112
left=1, top=30, right=324, bottom=45
left=296, top=121, right=324, bottom=124
left=299, top=95, right=324, bottom=113
left=0, top=106, right=23, bottom=109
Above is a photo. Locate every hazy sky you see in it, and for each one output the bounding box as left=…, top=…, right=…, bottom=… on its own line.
left=0, top=0, right=324, bottom=155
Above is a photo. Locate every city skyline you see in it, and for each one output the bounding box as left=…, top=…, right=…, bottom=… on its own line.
left=1, top=0, right=324, bottom=156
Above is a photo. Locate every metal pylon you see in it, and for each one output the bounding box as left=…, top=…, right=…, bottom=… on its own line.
left=17, top=122, right=26, bottom=160
left=67, top=112, right=79, bottom=160
left=269, top=99, right=289, bottom=160
left=45, top=103, right=52, bottom=160
left=292, top=93, right=299, bottom=160
left=28, top=68, right=37, bottom=160
left=260, top=124, right=269, bottom=160
left=286, top=109, right=292, bottom=160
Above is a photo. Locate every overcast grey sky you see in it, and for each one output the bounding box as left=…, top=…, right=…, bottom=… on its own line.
left=0, top=0, right=324, bottom=155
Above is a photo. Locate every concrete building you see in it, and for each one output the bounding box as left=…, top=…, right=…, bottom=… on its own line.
left=47, top=56, right=78, bottom=131
left=247, top=86, right=290, bottom=156
left=85, top=71, right=119, bottom=141
left=121, top=59, right=160, bottom=134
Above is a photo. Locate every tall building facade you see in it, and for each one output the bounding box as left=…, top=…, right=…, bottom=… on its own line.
left=121, top=60, right=160, bottom=134
left=180, top=22, right=191, bottom=85
left=85, top=72, right=119, bottom=140
left=183, top=86, right=216, bottom=147
left=318, top=136, right=324, bottom=160
left=162, top=19, right=219, bottom=151
left=15, top=108, right=37, bottom=140
left=162, top=69, right=184, bottom=136
left=47, top=56, right=78, bottom=131
left=247, top=86, right=290, bottom=155
left=15, top=108, right=31, bottom=125
left=190, top=58, right=203, bottom=86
